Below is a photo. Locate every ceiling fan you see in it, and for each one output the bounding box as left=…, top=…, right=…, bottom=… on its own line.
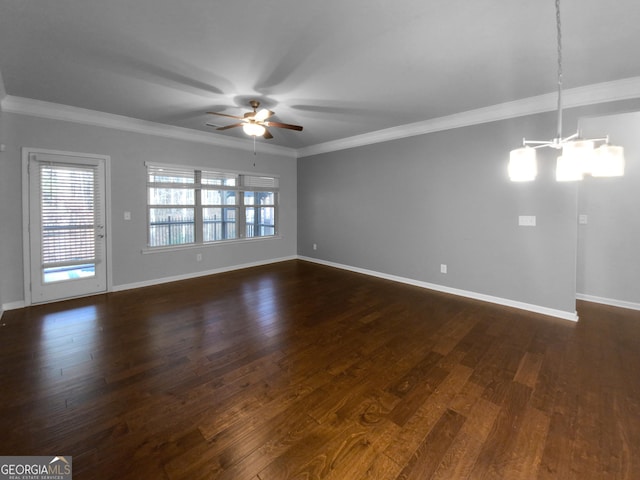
left=206, top=100, right=303, bottom=139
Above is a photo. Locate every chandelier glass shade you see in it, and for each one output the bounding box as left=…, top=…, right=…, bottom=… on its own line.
left=591, top=145, right=625, bottom=177
left=509, top=0, right=625, bottom=182
left=508, top=147, right=537, bottom=182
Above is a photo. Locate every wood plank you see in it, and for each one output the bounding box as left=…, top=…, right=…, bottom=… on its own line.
left=383, top=363, right=474, bottom=465
left=431, top=398, right=501, bottom=479
left=395, top=408, right=466, bottom=480
left=498, top=406, right=551, bottom=478
left=468, top=381, right=532, bottom=478
left=513, top=351, right=544, bottom=389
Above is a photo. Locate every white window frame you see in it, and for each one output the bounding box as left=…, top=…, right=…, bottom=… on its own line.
left=145, top=162, right=279, bottom=251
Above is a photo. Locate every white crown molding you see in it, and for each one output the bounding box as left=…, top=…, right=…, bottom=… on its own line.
left=0, top=95, right=297, bottom=158
left=299, top=256, right=578, bottom=321
left=296, top=76, right=640, bottom=158
left=3, top=76, right=640, bottom=160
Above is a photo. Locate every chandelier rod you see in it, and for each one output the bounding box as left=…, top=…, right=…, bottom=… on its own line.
left=555, top=0, right=563, bottom=141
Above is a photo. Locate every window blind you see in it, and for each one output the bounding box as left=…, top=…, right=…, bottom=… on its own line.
left=147, top=165, right=194, bottom=184
left=40, top=163, right=100, bottom=268
left=242, top=175, right=279, bottom=189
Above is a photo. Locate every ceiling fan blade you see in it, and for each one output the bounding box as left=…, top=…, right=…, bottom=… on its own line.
left=216, top=123, right=244, bottom=131
left=265, top=121, right=303, bottom=131
left=207, top=111, right=244, bottom=120
left=263, top=128, right=274, bottom=139
left=254, top=108, right=274, bottom=122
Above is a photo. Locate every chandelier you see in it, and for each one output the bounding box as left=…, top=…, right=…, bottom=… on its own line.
left=508, top=0, right=625, bottom=182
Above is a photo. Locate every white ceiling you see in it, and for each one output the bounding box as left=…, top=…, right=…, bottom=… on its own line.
left=1, top=0, right=640, bottom=152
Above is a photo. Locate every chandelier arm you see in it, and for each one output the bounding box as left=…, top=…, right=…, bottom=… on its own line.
left=561, top=132, right=579, bottom=143
left=523, top=140, right=557, bottom=145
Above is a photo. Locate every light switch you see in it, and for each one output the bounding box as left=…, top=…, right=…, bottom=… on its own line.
left=124, top=211, right=131, bottom=221
left=518, top=215, right=536, bottom=227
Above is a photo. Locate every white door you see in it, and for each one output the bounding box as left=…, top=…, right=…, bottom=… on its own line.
left=28, top=151, right=108, bottom=304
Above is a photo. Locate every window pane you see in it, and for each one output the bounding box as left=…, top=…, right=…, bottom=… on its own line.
left=203, top=207, right=237, bottom=241
left=146, top=165, right=277, bottom=248
left=148, top=168, right=194, bottom=184
left=148, top=187, right=194, bottom=205
left=149, top=208, right=194, bottom=246
left=201, top=171, right=237, bottom=186
left=245, top=206, right=275, bottom=238
left=243, top=191, right=274, bottom=205
left=202, top=189, right=236, bottom=206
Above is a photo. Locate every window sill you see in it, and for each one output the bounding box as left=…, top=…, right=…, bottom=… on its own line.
left=141, top=235, right=282, bottom=255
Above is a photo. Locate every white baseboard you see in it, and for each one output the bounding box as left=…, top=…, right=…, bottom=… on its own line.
left=1, top=300, right=27, bottom=313
left=11, top=258, right=621, bottom=323
left=576, top=293, right=640, bottom=312
left=298, top=256, right=579, bottom=322
left=1, top=257, right=297, bottom=312
left=112, top=256, right=298, bottom=293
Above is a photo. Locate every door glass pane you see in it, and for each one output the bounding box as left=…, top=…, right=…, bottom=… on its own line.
left=40, top=164, right=97, bottom=283
left=44, top=264, right=96, bottom=283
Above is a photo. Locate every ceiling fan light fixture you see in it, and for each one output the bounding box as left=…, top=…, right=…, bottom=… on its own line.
left=508, top=146, right=537, bottom=181
left=243, top=122, right=266, bottom=137
left=208, top=100, right=302, bottom=141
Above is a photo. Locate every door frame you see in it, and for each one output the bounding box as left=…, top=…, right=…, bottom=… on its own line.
left=22, top=147, right=113, bottom=305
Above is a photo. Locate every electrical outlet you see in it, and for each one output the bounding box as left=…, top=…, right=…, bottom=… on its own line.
left=196, top=253, right=202, bottom=262
left=440, top=264, right=447, bottom=274
left=518, top=215, right=536, bottom=227
left=313, top=243, right=317, bottom=251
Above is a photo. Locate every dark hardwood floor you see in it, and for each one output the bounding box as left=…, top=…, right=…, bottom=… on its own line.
left=1, top=260, right=639, bottom=479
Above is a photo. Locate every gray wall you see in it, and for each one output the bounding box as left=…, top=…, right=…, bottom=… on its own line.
left=577, top=111, right=640, bottom=305
left=0, top=112, right=297, bottom=306
left=297, top=103, right=640, bottom=316
left=0, top=111, right=8, bottom=312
